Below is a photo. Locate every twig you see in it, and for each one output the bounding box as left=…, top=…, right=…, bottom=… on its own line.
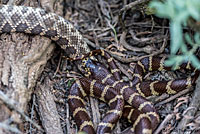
left=0, top=121, right=22, bottom=134
left=155, top=88, right=193, bottom=106
left=177, top=75, right=200, bottom=130
left=130, top=30, right=154, bottom=43
left=54, top=53, right=62, bottom=76
left=120, top=31, right=156, bottom=54
left=120, top=0, right=150, bottom=13
left=83, top=38, right=97, bottom=48
left=154, top=113, right=175, bottom=134
left=98, top=0, right=119, bottom=44
left=29, top=94, right=36, bottom=134
left=65, top=101, right=72, bottom=134
left=108, top=33, right=167, bottom=63
left=93, top=0, right=104, bottom=27
left=7, top=0, right=15, bottom=5
left=115, top=60, right=133, bottom=80
left=36, top=79, right=64, bottom=134
left=0, top=90, right=43, bottom=132
left=90, top=97, right=101, bottom=130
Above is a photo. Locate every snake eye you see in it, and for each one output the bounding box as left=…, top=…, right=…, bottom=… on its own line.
left=81, top=58, right=96, bottom=72
left=85, top=59, right=93, bottom=67
left=82, top=58, right=88, bottom=67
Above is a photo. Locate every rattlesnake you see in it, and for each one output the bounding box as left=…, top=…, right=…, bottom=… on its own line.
left=0, top=4, right=90, bottom=58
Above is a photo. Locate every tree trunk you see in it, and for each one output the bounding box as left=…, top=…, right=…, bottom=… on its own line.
left=0, top=0, right=61, bottom=133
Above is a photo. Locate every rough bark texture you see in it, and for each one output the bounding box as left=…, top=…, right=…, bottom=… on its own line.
left=0, top=0, right=56, bottom=133
left=36, top=78, right=64, bottom=134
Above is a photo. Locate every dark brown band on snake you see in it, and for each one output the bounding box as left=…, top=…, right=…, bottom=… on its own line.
left=68, top=77, right=124, bottom=134
left=80, top=50, right=199, bottom=134
left=0, top=5, right=90, bottom=58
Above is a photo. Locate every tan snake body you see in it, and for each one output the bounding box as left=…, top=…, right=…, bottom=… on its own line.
left=0, top=5, right=90, bottom=58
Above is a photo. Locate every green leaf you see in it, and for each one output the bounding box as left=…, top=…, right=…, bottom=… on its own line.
left=185, top=33, right=194, bottom=46
left=170, top=21, right=183, bottom=54
left=164, top=58, right=176, bottom=67
left=67, top=79, right=75, bottom=88
left=187, top=0, right=200, bottom=20
left=180, top=44, right=188, bottom=53
left=164, top=56, right=180, bottom=67
left=190, top=54, right=200, bottom=69
left=148, top=0, right=200, bottom=68
left=194, top=33, right=200, bottom=45
left=149, top=1, right=174, bottom=19
left=188, top=6, right=200, bottom=20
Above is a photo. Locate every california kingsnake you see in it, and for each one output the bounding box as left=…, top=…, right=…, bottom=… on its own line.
left=69, top=50, right=199, bottom=134
left=0, top=4, right=198, bottom=134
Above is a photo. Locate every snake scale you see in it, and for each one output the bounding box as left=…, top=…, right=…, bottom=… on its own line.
left=0, top=4, right=90, bottom=58
left=0, top=4, right=199, bottom=134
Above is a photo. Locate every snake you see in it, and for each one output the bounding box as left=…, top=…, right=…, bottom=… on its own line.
left=0, top=4, right=199, bottom=134
left=0, top=4, right=90, bottom=58
left=69, top=50, right=199, bottom=134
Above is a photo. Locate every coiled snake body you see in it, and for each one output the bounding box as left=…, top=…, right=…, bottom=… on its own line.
left=0, top=4, right=198, bottom=134
left=0, top=5, right=90, bottom=58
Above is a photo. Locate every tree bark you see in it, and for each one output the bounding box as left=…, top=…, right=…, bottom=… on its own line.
left=0, top=0, right=58, bottom=133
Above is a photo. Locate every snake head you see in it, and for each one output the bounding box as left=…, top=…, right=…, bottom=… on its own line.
left=81, top=58, right=96, bottom=76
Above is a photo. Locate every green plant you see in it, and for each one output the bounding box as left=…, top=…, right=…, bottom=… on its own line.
left=149, top=0, right=200, bottom=69
left=67, top=78, right=75, bottom=88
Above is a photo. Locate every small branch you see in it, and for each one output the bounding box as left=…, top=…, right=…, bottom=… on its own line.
left=155, top=88, right=193, bottom=106
left=177, top=75, right=200, bottom=130
left=120, top=0, right=150, bottom=13
left=89, top=97, right=101, bottom=130
left=0, top=90, right=43, bottom=132
left=108, top=34, right=167, bottom=63
left=36, top=78, right=64, bottom=134
left=120, top=31, right=156, bottom=54
left=154, top=113, right=175, bottom=134
left=0, top=121, right=22, bottom=134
